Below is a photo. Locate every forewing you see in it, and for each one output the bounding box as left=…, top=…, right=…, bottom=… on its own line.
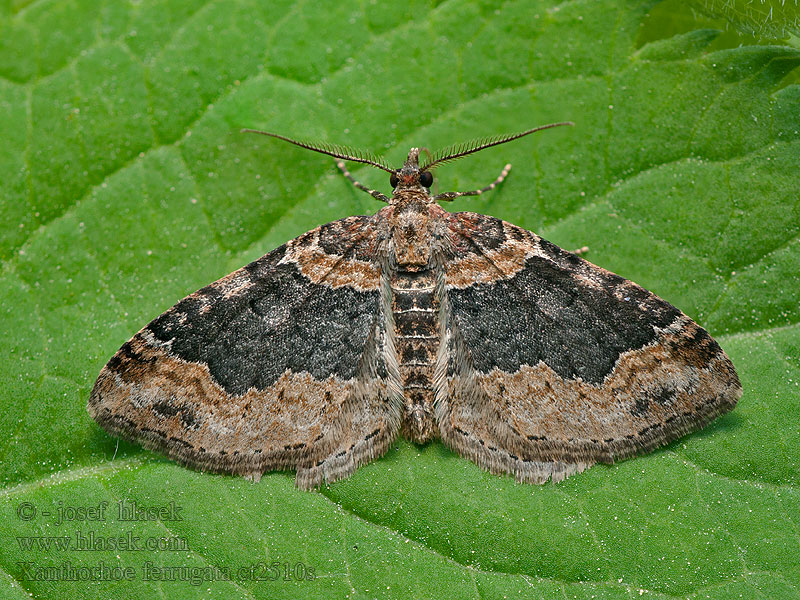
left=438, top=212, right=741, bottom=483
left=89, top=215, right=401, bottom=489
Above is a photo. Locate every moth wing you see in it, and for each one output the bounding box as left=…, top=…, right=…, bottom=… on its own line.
left=89, top=216, right=401, bottom=489
left=438, top=212, right=741, bottom=483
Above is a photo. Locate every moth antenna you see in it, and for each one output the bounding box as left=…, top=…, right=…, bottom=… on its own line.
left=421, top=122, right=573, bottom=171
left=241, top=129, right=395, bottom=174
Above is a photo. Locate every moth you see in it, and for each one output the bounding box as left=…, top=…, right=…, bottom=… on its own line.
left=89, top=123, right=742, bottom=489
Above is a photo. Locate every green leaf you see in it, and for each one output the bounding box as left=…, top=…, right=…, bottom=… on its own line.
left=685, top=0, right=800, bottom=40
left=1, top=0, right=799, bottom=599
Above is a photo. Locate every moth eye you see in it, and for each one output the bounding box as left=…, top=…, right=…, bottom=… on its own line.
left=419, top=171, right=433, bottom=188
left=390, top=173, right=399, bottom=188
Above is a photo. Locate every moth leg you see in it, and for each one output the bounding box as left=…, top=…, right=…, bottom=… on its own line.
left=434, top=163, right=512, bottom=202
left=571, top=245, right=589, bottom=256
left=336, top=160, right=390, bottom=203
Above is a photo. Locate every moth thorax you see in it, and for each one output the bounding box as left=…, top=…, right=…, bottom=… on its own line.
left=392, top=203, right=432, bottom=268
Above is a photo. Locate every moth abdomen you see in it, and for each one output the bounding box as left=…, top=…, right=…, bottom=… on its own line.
left=391, top=268, right=441, bottom=444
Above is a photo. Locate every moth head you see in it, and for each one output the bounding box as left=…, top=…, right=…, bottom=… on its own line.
left=390, top=148, right=434, bottom=190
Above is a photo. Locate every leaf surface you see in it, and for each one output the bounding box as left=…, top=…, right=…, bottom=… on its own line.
left=1, top=0, right=799, bottom=598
